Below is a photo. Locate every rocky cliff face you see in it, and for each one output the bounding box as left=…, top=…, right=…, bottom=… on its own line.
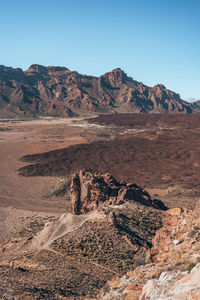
left=70, top=170, right=167, bottom=214
left=0, top=64, right=196, bottom=117
left=100, top=200, right=200, bottom=299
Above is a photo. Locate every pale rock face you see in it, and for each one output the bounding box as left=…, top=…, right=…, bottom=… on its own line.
left=140, top=263, right=200, bottom=299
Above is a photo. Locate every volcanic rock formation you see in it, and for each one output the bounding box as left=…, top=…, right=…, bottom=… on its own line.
left=0, top=64, right=197, bottom=117
left=70, top=170, right=167, bottom=214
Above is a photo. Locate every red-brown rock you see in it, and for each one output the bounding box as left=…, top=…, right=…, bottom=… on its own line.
left=70, top=170, right=167, bottom=214
left=0, top=64, right=197, bottom=117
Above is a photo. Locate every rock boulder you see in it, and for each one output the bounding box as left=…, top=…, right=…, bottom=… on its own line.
left=70, top=170, right=167, bottom=214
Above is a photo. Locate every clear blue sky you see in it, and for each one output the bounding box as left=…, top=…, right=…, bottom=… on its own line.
left=1, top=0, right=200, bottom=100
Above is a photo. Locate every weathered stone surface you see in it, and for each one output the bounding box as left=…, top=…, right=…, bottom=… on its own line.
left=70, top=170, right=167, bottom=214
left=99, top=200, right=200, bottom=299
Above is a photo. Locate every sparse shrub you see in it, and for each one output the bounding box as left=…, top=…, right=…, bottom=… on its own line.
left=187, top=262, right=196, bottom=273
left=194, top=226, right=200, bottom=231
left=74, top=241, right=81, bottom=248
left=134, top=257, right=146, bottom=267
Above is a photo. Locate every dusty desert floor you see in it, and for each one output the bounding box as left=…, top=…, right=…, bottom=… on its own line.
left=0, top=117, right=88, bottom=212
left=1, top=114, right=200, bottom=243
left=0, top=117, right=89, bottom=242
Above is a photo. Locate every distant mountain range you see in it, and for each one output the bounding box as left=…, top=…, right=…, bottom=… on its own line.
left=0, top=64, right=199, bottom=117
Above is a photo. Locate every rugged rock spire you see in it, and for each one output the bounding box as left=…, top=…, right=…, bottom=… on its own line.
left=70, top=170, right=167, bottom=214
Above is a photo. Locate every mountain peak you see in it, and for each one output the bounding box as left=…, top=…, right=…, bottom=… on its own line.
left=153, top=84, right=166, bottom=90
left=111, top=67, right=124, bottom=73
left=101, top=68, right=133, bottom=87
left=26, top=64, right=48, bottom=73
left=25, top=65, right=70, bottom=76
left=108, top=68, right=128, bottom=77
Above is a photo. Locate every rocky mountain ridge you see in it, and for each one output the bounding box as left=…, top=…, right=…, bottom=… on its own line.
left=0, top=64, right=198, bottom=117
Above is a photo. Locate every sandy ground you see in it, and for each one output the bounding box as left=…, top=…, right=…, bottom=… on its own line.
left=0, top=117, right=89, bottom=241
left=0, top=118, right=89, bottom=211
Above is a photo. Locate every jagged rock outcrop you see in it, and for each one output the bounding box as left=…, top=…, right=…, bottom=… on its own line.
left=0, top=64, right=197, bottom=117
left=70, top=170, right=167, bottom=214
left=99, top=200, right=200, bottom=299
